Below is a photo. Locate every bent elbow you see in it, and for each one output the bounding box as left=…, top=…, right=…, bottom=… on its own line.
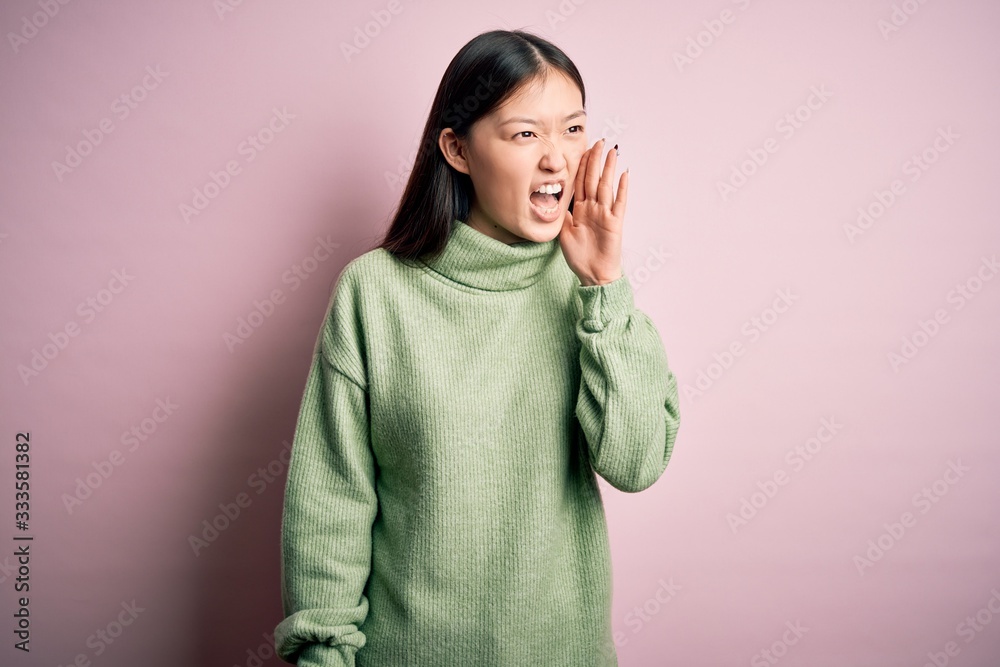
left=599, top=420, right=673, bottom=493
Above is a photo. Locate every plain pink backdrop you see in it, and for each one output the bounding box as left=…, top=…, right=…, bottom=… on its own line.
left=2, top=1, right=999, bottom=666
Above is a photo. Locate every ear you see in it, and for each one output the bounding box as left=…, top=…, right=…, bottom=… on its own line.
left=438, top=128, right=470, bottom=175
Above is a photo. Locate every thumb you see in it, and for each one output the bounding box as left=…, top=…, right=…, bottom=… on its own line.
left=561, top=207, right=574, bottom=232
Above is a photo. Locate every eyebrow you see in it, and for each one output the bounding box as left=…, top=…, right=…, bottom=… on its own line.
left=498, top=110, right=587, bottom=127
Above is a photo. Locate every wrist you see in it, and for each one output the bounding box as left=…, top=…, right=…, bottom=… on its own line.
left=578, top=269, right=624, bottom=287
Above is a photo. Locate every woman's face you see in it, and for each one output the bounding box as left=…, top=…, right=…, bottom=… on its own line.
left=440, top=70, right=589, bottom=245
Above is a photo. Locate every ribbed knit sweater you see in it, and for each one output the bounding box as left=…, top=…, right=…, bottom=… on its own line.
left=274, top=218, right=681, bottom=667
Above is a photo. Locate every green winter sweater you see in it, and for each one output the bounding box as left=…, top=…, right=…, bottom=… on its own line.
left=274, top=218, right=681, bottom=667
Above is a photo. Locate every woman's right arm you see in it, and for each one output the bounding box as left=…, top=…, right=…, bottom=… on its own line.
left=274, top=271, right=377, bottom=667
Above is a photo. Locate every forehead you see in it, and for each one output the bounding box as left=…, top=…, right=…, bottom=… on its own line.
left=491, top=71, right=583, bottom=123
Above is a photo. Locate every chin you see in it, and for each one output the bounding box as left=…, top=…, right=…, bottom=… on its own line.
left=514, top=220, right=561, bottom=244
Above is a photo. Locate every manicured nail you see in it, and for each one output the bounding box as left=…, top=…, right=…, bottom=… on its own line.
left=613, top=143, right=619, bottom=156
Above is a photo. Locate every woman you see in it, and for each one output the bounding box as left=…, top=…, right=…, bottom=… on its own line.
left=274, top=29, right=680, bottom=667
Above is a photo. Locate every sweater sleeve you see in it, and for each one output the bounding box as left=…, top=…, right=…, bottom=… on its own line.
left=274, top=271, right=377, bottom=667
left=573, top=273, right=681, bottom=493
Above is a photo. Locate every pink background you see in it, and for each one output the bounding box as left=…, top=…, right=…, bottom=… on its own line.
left=2, top=1, right=999, bottom=666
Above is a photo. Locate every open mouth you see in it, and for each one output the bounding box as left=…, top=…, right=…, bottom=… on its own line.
left=529, top=182, right=564, bottom=214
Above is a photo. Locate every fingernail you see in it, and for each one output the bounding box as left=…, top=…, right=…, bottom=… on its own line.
left=613, top=143, right=619, bottom=156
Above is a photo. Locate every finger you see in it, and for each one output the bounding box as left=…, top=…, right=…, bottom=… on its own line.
left=611, top=169, right=628, bottom=221
left=597, top=143, right=617, bottom=207
left=573, top=145, right=590, bottom=205
left=584, top=138, right=604, bottom=202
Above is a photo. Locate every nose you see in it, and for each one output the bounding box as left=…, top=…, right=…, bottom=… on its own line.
left=538, top=138, right=568, bottom=172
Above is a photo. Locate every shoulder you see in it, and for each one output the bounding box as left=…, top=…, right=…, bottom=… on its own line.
left=332, top=245, right=417, bottom=299
left=323, top=244, right=406, bottom=320
left=318, top=246, right=416, bottom=387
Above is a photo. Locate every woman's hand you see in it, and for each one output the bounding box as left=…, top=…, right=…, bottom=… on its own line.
left=559, top=137, right=628, bottom=286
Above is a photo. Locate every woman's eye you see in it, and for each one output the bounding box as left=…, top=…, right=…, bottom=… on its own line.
left=515, top=126, right=584, bottom=139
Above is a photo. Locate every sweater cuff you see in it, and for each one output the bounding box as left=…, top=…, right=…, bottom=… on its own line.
left=297, top=643, right=355, bottom=667
left=577, top=274, right=634, bottom=332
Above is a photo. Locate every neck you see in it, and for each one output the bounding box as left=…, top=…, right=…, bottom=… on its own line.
left=420, top=218, right=560, bottom=292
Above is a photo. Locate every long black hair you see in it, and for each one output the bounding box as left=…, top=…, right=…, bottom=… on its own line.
left=375, top=29, right=585, bottom=264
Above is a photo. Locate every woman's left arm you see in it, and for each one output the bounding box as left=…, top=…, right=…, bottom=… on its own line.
left=573, top=274, right=681, bottom=493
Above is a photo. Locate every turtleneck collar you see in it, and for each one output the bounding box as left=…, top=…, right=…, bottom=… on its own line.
left=420, top=218, right=561, bottom=292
